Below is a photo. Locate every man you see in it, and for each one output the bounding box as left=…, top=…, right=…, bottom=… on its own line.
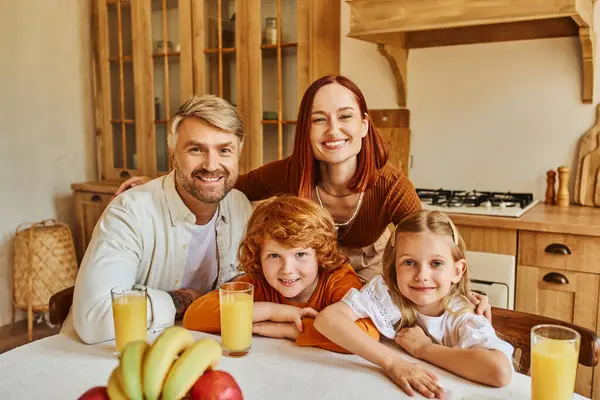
left=70, top=95, right=253, bottom=344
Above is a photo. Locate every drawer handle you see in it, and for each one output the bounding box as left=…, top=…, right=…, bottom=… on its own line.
left=543, top=272, right=569, bottom=285
left=120, top=170, right=131, bottom=179
left=544, top=243, right=571, bottom=255
left=91, top=195, right=101, bottom=203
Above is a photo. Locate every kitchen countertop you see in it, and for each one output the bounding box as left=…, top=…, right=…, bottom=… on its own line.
left=449, top=203, right=600, bottom=237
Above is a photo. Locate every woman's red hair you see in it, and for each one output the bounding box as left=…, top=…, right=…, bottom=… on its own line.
left=289, top=75, right=390, bottom=199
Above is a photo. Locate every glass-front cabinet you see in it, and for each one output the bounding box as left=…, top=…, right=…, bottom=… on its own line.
left=92, top=0, right=339, bottom=179
left=95, top=0, right=193, bottom=180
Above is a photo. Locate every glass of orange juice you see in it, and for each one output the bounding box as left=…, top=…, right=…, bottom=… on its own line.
left=111, top=284, right=148, bottom=355
left=219, top=282, right=254, bottom=357
left=531, top=324, right=580, bottom=400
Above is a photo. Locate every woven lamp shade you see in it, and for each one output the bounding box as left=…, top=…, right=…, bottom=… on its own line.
left=13, top=219, right=78, bottom=340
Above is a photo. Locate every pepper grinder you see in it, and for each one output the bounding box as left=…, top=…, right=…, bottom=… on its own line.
left=545, top=170, right=556, bottom=205
left=556, top=166, right=570, bottom=207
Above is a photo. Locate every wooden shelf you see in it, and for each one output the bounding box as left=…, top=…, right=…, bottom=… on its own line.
left=110, top=119, right=135, bottom=124
left=260, top=42, right=298, bottom=50
left=154, top=120, right=168, bottom=124
left=204, top=47, right=236, bottom=54
left=261, top=120, right=297, bottom=125
left=346, top=0, right=596, bottom=104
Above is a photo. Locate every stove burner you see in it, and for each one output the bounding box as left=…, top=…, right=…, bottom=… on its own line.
left=415, top=189, right=534, bottom=209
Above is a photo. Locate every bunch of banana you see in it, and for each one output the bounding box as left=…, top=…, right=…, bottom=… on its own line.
left=105, top=326, right=222, bottom=400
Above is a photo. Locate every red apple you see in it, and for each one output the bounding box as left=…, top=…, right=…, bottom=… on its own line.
left=77, top=386, right=109, bottom=400
left=190, top=370, right=243, bottom=400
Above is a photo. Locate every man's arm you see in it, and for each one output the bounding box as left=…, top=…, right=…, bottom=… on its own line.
left=169, top=288, right=201, bottom=320
left=72, top=204, right=176, bottom=344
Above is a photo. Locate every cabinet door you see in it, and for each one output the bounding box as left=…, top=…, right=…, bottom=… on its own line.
left=455, top=225, right=517, bottom=255
left=149, top=0, right=194, bottom=175
left=73, top=192, right=113, bottom=261
left=96, top=0, right=150, bottom=181
left=516, top=265, right=599, bottom=397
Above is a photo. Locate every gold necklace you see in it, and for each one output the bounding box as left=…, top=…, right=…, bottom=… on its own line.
left=315, top=186, right=364, bottom=230
left=318, top=183, right=353, bottom=198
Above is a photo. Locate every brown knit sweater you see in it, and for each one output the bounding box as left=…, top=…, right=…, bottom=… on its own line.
left=235, top=157, right=422, bottom=248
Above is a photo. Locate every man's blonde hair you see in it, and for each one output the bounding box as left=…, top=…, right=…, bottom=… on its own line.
left=168, top=95, right=244, bottom=150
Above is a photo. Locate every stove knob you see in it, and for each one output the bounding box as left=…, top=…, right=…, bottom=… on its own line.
left=481, top=200, right=492, bottom=208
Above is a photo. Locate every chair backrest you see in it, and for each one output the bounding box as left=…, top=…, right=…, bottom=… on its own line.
left=48, top=286, right=74, bottom=326
left=491, top=306, right=600, bottom=373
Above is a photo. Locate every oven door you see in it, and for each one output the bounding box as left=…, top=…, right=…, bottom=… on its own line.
left=470, top=280, right=509, bottom=309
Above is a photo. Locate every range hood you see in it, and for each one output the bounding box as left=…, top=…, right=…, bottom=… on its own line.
left=346, top=0, right=596, bottom=105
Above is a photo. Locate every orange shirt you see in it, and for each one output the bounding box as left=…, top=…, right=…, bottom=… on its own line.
left=183, top=264, right=380, bottom=353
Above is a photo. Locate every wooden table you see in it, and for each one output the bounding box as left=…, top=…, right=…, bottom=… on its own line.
left=0, top=329, right=589, bottom=399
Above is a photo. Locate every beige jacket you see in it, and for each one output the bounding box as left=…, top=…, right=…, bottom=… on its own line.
left=71, top=171, right=253, bottom=344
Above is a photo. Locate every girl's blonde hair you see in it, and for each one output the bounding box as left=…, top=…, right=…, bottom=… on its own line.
left=238, top=196, right=349, bottom=277
left=382, top=210, right=473, bottom=330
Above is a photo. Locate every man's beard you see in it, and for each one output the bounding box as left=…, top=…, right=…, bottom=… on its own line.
left=173, top=158, right=237, bottom=204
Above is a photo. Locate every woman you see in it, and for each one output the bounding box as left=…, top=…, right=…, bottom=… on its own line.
left=117, top=76, right=419, bottom=282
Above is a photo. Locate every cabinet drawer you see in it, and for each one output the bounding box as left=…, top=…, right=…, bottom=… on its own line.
left=518, top=231, right=600, bottom=274
left=75, top=191, right=113, bottom=206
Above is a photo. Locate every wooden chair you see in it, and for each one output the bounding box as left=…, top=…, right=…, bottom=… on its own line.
left=48, top=286, right=74, bottom=326
left=491, top=306, right=600, bottom=373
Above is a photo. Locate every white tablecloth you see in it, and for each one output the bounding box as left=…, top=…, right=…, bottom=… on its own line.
left=0, top=329, right=588, bottom=400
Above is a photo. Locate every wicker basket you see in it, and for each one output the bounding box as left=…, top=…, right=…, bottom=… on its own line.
left=13, top=219, right=78, bottom=340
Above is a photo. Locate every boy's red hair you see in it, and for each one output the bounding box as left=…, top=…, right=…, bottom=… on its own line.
left=288, top=75, right=390, bottom=199
left=238, top=196, right=349, bottom=277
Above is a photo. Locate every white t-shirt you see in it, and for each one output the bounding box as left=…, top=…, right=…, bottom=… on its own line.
left=181, top=211, right=218, bottom=295
left=342, top=275, right=514, bottom=365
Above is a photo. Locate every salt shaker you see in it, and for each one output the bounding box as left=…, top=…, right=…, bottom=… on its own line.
left=556, top=166, right=570, bottom=207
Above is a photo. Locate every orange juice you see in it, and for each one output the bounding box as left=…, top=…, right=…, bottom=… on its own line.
left=112, top=294, right=147, bottom=354
left=220, top=292, right=253, bottom=355
left=531, top=338, right=579, bottom=400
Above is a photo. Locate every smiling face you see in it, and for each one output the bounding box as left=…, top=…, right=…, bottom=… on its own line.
left=260, top=238, right=320, bottom=304
left=309, top=83, right=369, bottom=165
left=394, top=232, right=466, bottom=316
left=172, top=117, right=240, bottom=204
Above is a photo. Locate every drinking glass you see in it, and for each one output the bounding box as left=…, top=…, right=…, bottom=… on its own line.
left=111, top=284, right=148, bottom=355
left=531, top=324, right=580, bottom=400
left=219, top=282, right=254, bottom=357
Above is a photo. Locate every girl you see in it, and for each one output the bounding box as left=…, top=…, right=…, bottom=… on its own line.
left=183, top=195, right=383, bottom=355
left=315, top=210, right=513, bottom=398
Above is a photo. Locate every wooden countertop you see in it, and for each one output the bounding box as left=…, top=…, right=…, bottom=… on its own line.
left=449, top=203, right=600, bottom=237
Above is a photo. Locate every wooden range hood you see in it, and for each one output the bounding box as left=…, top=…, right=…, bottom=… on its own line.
left=347, top=0, right=596, bottom=105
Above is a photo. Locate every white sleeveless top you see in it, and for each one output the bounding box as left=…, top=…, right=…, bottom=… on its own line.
left=342, top=275, right=514, bottom=365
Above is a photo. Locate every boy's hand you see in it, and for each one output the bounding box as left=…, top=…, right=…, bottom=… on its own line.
left=468, top=291, right=492, bottom=322
left=384, top=358, right=444, bottom=398
left=252, top=322, right=299, bottom=340
left=270, top=304, right=318, bottom=332
left=395, top=326, right=433, bottom=359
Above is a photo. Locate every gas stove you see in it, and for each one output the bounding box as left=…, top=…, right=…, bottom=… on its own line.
left=416, top=189, right=539, bottom=218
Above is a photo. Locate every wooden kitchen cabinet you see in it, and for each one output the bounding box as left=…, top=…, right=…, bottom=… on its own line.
left=73, top=0, right=340, bottom=257
left=516, top=230, right=600, bottom=399
left=455, top=224, right=517, bottom=256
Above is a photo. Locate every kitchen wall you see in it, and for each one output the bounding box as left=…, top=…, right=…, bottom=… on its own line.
left=0, top=0, right=96, bottom=326
left=340, top=2, right=600, bottom=200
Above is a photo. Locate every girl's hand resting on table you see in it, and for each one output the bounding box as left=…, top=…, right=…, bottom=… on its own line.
left=384, top=358, right=445, bottom=399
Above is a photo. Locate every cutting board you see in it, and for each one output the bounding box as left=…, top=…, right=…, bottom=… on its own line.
left=580, top=146, right=600, bottom=206
left=574, top=104, right=600, bottom=204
